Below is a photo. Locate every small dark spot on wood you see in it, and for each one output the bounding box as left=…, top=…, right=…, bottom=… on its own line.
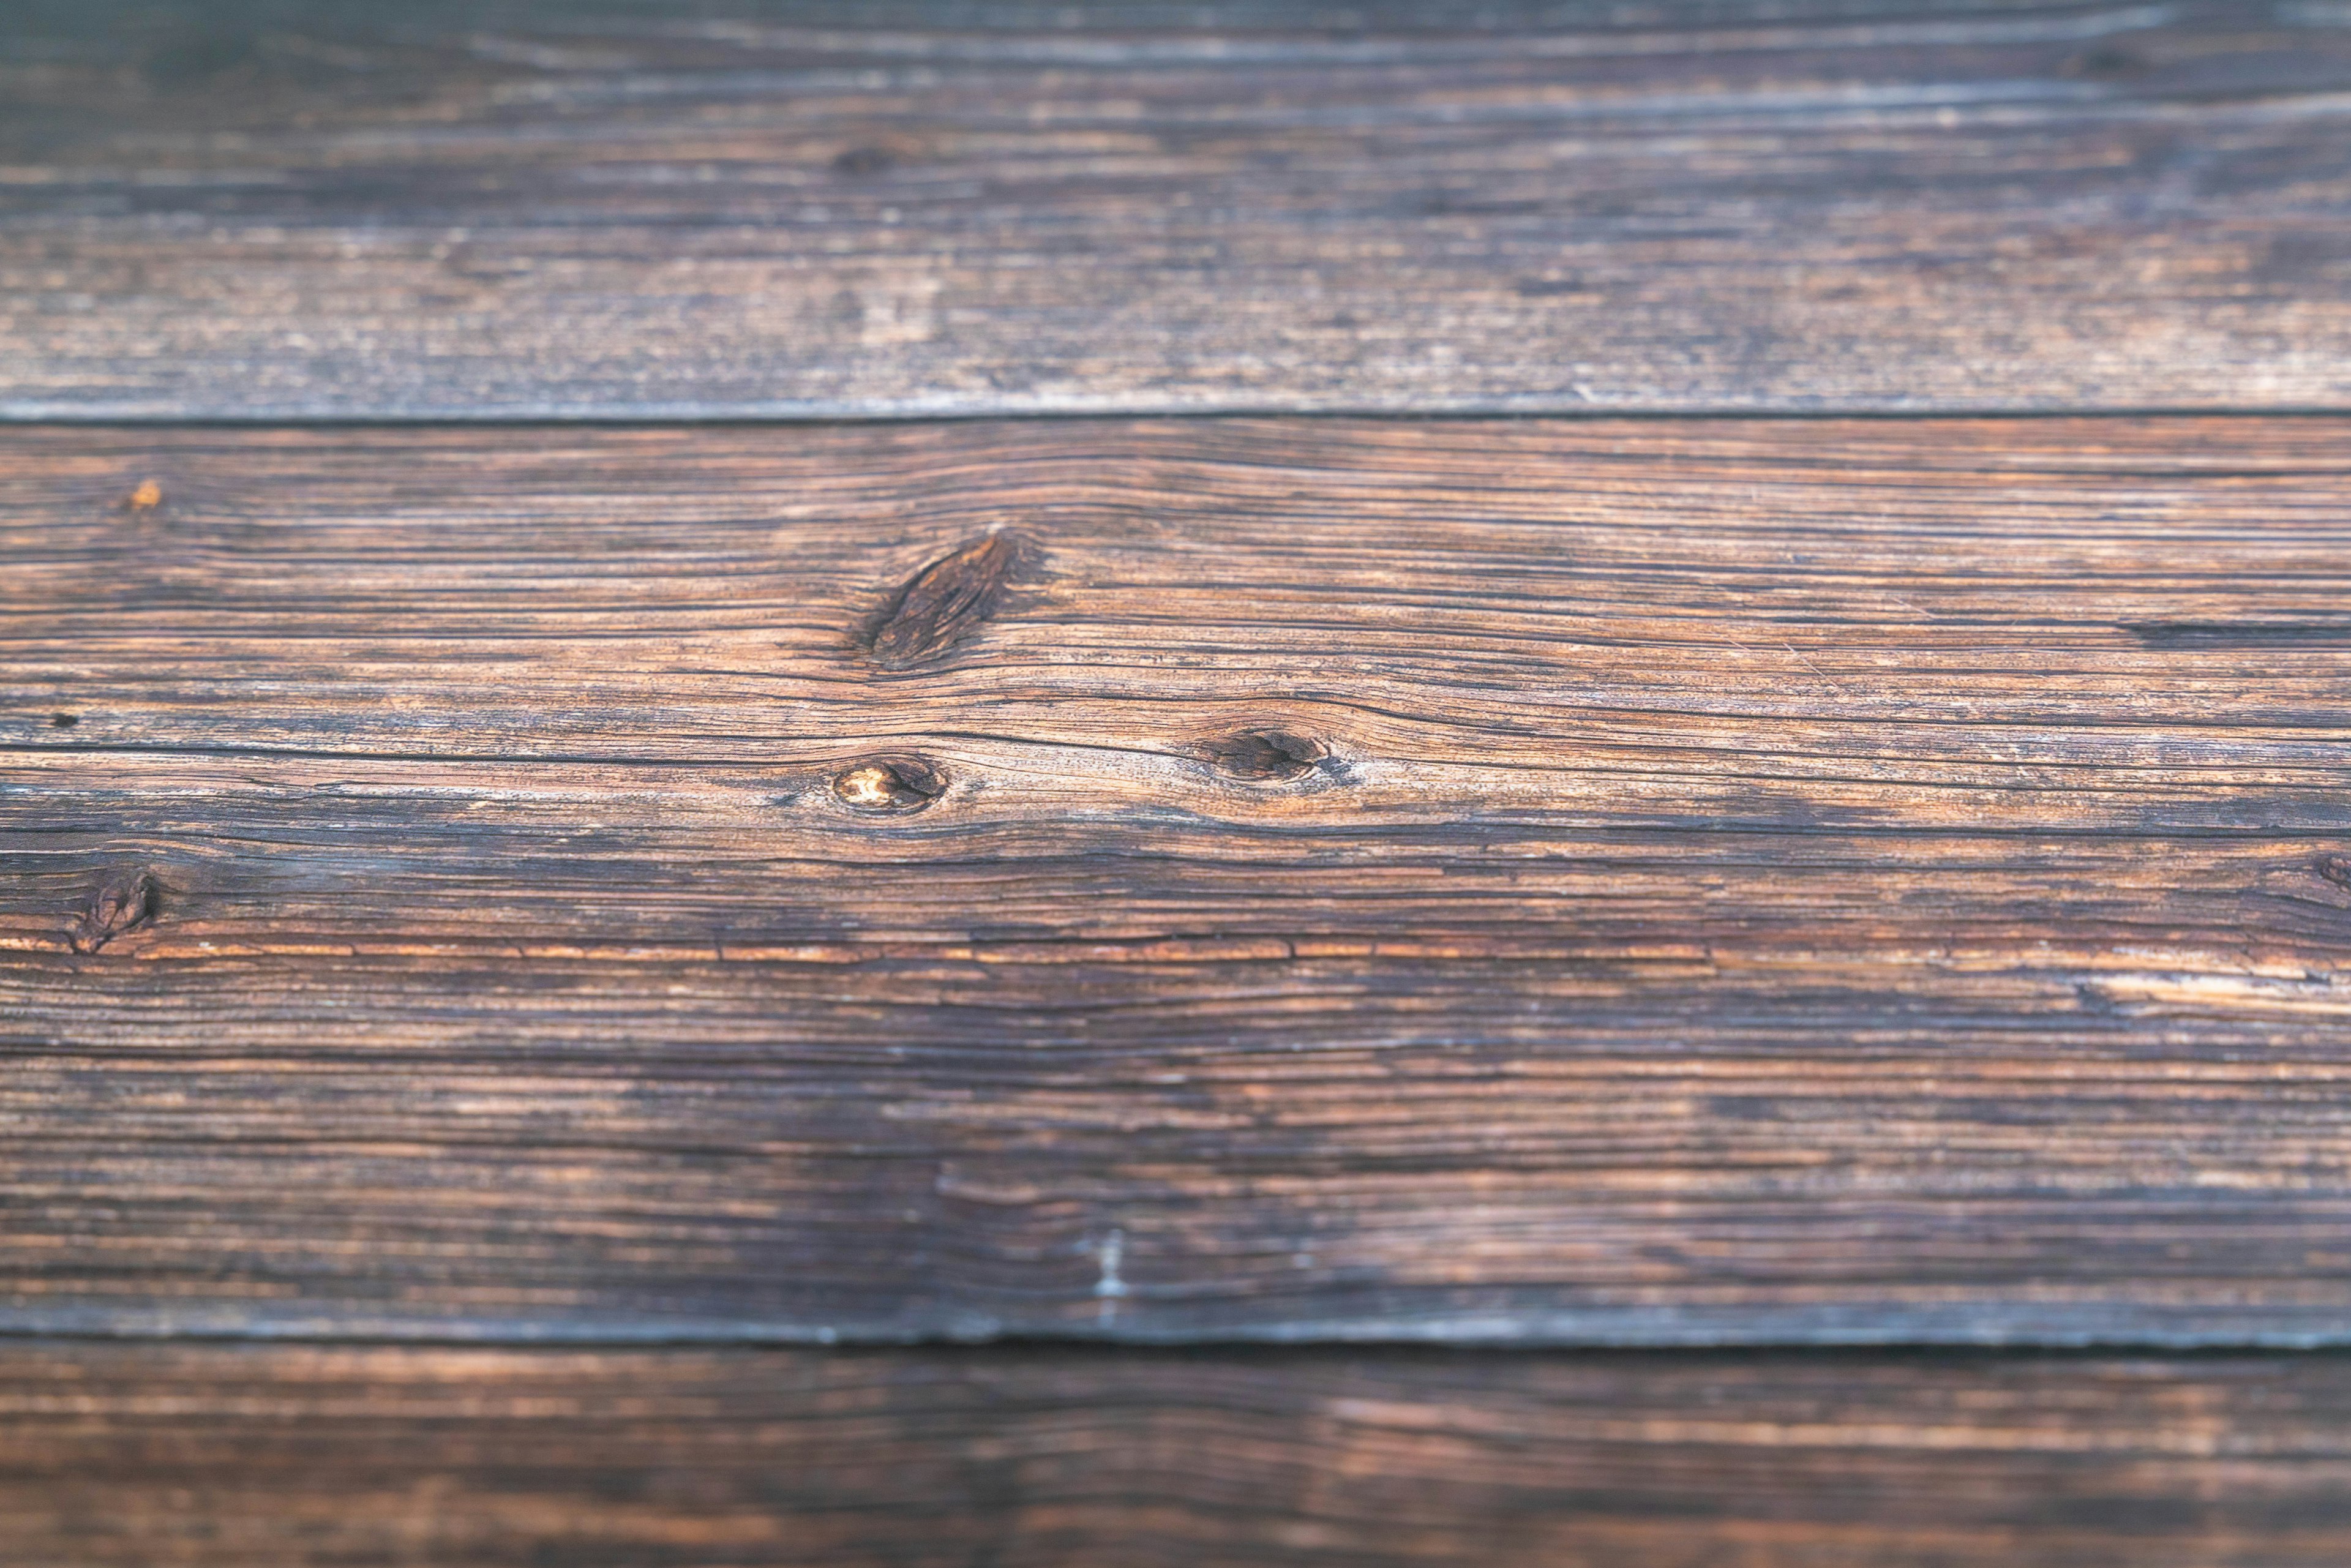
left=2072, top=981, right=2125, bottom=1018
left=50, top=712, right=78, bottom=728
left=143, top=32, right=261, bottom=88
left=833, top=756, right=947, bottom=813
left=1205, top=730, right=1326, bottom=782
left=2064, top=46, right=2143, bottom=80
left=834, top=145, right=898, bottom=175
left=2318, top=855, right=2351, bottom=890
left=71, top=869, right=159, bottom=955
left=866, top=532, right=1022, bottom=669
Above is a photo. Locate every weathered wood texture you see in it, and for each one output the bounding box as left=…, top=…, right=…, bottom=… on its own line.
left=9, top=1, right=2351, bottom=417
left=6, top=1342, right=2351, bottom=1567
left=6, top=417, right=2350, bottom=1343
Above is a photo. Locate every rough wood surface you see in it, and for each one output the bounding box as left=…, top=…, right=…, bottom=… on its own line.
left=4, top=1345, right=2351, bottom=1561
left=6, top=416, right=2350, bottom=1343
left=4, top=1341, right=2350, bottom=1567
left=9, top=1, right=2351, bottom=416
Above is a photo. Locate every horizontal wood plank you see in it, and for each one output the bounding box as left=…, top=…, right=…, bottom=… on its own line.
left=9, top=2, right=2351, bottom=416
left=6, top=1342, right=2351, bottom=1566
left=6, top=417, right=2351, bottom=1343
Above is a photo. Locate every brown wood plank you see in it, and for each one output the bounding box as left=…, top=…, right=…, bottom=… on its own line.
left=8, top=2, right=2351, bottom=417
left=5, top=1341, right=2351, bottom=1566
left=6, top=416, right=2351, bottom=1343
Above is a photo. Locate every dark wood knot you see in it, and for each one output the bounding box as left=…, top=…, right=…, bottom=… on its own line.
left=51, top=712, right=78, bottom=728
left=2064, top=46, right=2142, bottom=80
left=2317, top=855, right=2351, bottom=890
left=1205, top=730, right=1327, bottom=782
left=865, top=532, right=1022, bottom=669
left=143, top=31, right=261, bottom=88
left=833, top=756, right=947, bottom=814
left=833, top=144, right=898, bottom=176
left=72, top=868, right=159, bottom=954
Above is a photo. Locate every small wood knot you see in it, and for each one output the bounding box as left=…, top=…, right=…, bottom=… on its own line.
left=127, top=479, right=163, bottom=511
left=834, top=145, right=897, bottom=175
left=50, top=712, right=78, bottom=728
left=143, top=31, right=260, bottom=88
left=2318, top=855, right=2351, bottom=890
left=2064, top=45, right=2142, bottom=80
left=1205, top=730, right=1326, bottom=782
left=866, top=532, right=1022, bottom=669
left=833, top=756, right=947, bottom=813
left=72, top=868, right=159, bottom=954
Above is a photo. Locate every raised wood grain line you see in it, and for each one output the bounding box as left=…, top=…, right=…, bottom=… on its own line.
left=7, top=2, right=2351, bottom=416
left=4, top=1342, right=2351, bottom=1566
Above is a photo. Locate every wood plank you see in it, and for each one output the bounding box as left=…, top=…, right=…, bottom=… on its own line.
left=8, top=2, right=2351, bottom=416
left=5, top=1341, right=2351, bottom=1566
left=6, top=416, right=2351, bottom=1343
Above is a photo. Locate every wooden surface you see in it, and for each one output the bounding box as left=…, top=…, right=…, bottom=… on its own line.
left=7, top=416, right=2350, bottom=1344
left=5, top=1341, right=2351, bottom=1567
left=9, top=1, right=2351, bottom=416
left=13, top=2, right=2351, bottom=1555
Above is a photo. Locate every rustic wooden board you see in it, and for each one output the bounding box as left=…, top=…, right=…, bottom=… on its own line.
left=9, top=1, right=2351, bottom=416
left=5, top=416, right=2350, bottom=1342
left=5, top=1341, right=2350, bottom=1567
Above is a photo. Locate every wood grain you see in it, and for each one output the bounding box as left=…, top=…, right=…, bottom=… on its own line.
left=5, top=1342, right=2351, bottom=1567
left=9, top=1, right=2351, bottom=416
left=5, top=416, right=2350, bottom=1342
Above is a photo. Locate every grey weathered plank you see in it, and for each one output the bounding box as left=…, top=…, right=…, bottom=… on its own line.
left=7, top=1, right=2351, bottom=416
left=6, top=1341, right=2351, bottom=1567
left=4, top=417, right=2350, bottom=1343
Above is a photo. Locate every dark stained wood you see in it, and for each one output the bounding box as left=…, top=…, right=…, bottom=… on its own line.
left=6, top=1341, right=2351, bottom=1567
left=9, top=2, right=2351, bottom=417
left=5, top=416, right=2351, bottom=1343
